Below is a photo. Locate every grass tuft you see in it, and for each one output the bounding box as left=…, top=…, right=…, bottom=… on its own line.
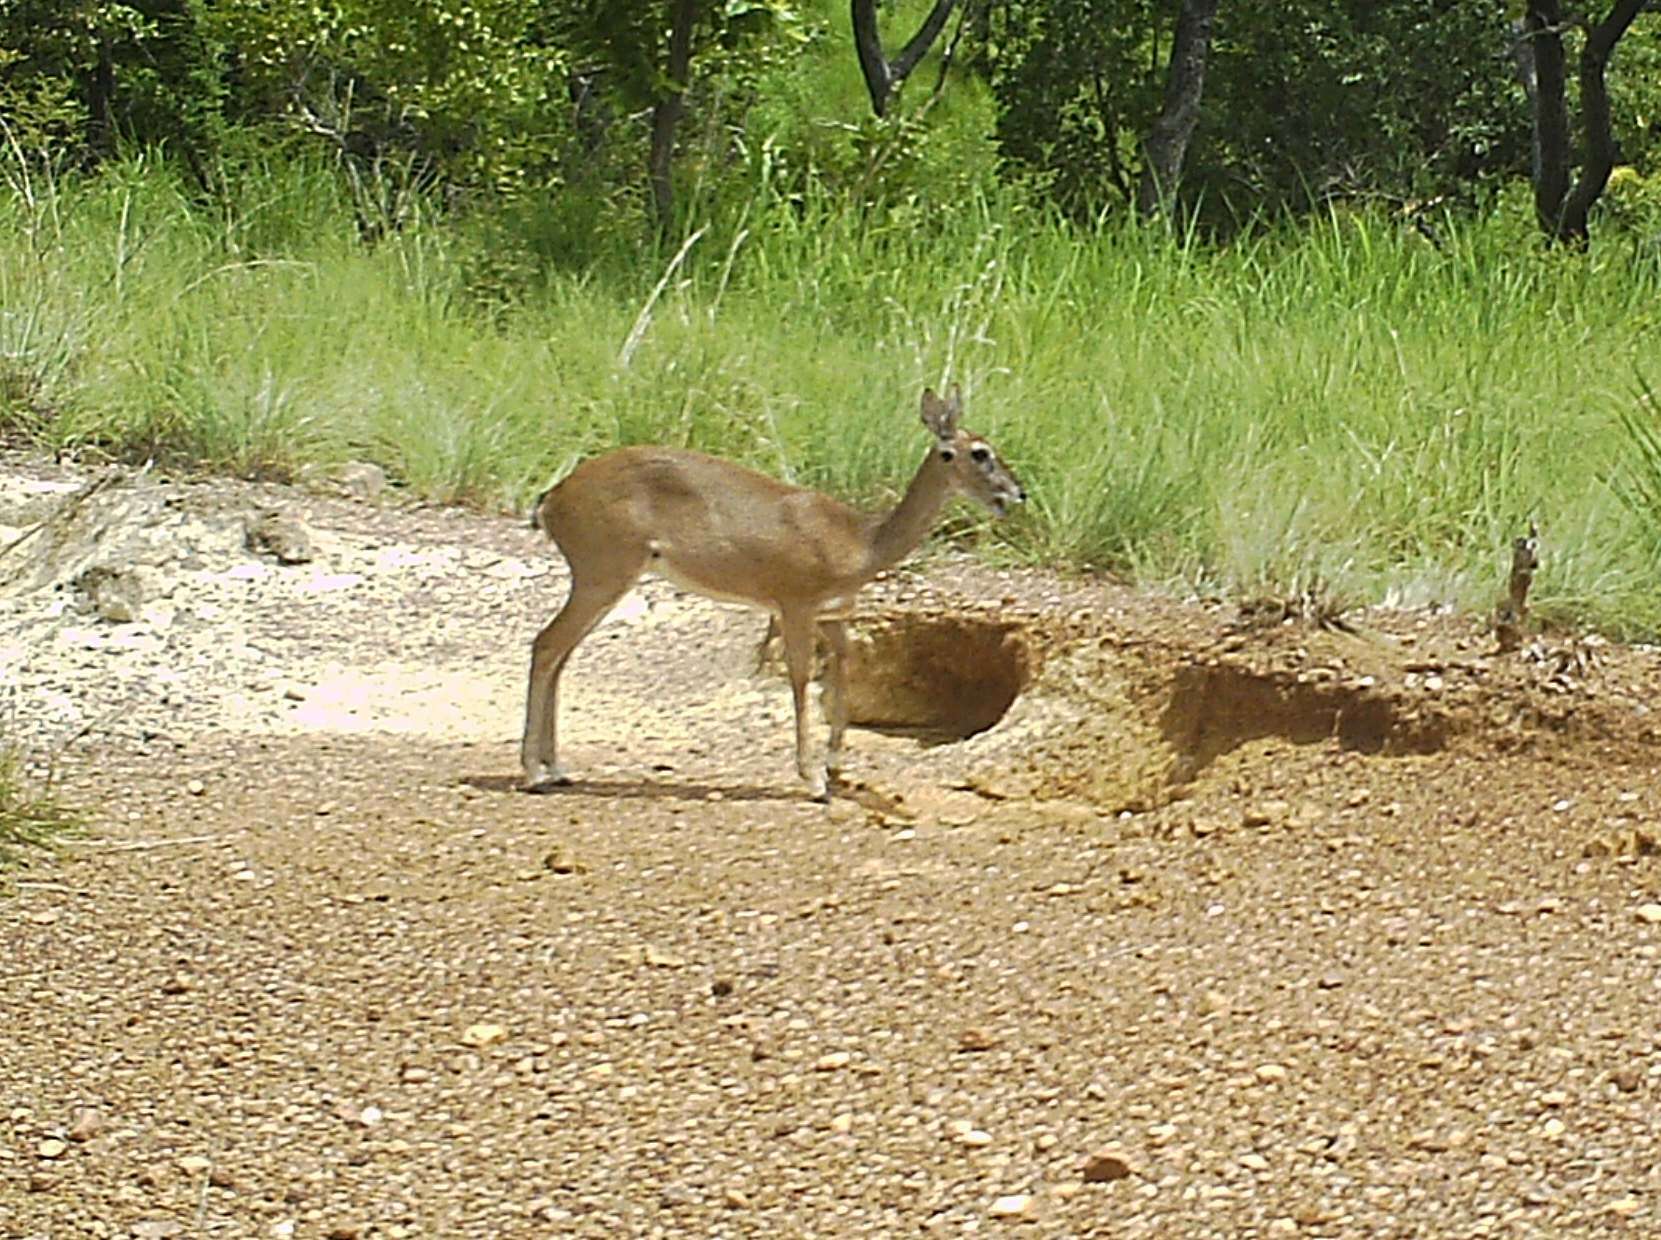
left=0, top=747, right=81, bottom=873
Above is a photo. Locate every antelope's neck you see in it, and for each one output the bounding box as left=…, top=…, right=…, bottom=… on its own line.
left=865, top=450, right=951, bottom=576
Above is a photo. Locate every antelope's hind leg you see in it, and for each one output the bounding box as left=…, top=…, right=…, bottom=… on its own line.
left=819, top=619, right=850, bottom=783
left=521, top=567, right=641, bottom=791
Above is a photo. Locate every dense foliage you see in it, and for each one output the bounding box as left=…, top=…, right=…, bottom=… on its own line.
left=4, top=2, right=1658, bottom=235
left=3, top=2, right=1661, bottom=632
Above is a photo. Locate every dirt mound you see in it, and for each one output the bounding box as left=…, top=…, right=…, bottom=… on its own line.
left=837, top=582, right=1661, bottom=817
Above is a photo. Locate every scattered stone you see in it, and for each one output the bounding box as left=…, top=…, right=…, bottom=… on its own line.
left=131, top=1223, right=185, bottom=1239
left=1242, top=800, right=1291, bottom=828
left=1147, top=1123, right=1178, bottom=1146
left=813, top=1051, right=852, bottom=1071
left=988, top=1194, right=1035, bottom=1219
left=36, top=1138, right=67, bottom=1160
left=829, top=1112, right=854, bottom=1134
left=1239, top=1152, right=1270, bottom=1172
left=244, top=509, right=314, bottom=564
left=297, top=459, right=389, bottom=502
left=1610, top=1067, right=1642, bottom=1093
left=643, top=945, right=686, bottom=968
left=958, top=1027, right=998, bottom=1053
left=1080, top=1147, right=1138, bottom=1183
left=332, top=461, right=388, bottom=502
left=186, top=779, right=206, bottom=796
left=77, top=564, right=152, bottom=623
left=460, top=1023, right=509, bottom=1048
left=28, top=1171, right=56, bottom=1192
left=325, top=1224, right=366, bottom=1240
left=1636, top=903, right=1661, bottom=925
left=543, top=848, right=586, bottom=875
left=160, top=973, right=195, bottom=995
left=67, top=1108, right=104, bottom=1142
left=1607, top=1196, right=1643, bottom=1218
left=178, top=1154, right=212, bottom=1175
left=1254, top=1063, right=1289, bottom=1084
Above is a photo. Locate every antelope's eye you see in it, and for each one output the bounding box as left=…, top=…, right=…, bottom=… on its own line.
left=970, top=445, right=991, bottom=463
left=938, top=446, right=957, bottom=462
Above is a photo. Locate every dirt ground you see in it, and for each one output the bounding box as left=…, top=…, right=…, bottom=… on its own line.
left=3, top=453, right=1661, bottom=1239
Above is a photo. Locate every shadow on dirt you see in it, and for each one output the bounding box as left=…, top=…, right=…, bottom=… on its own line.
left=460, top=773, right=807, bottom=804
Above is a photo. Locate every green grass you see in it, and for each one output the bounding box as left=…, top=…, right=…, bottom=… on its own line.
left=0, top=747, right=80, bottom=873
left=5, top=149, right=1661, bottom=633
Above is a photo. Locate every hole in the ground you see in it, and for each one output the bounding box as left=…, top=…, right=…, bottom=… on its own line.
left=845, top=614, right=1031, bottom=742
left=1159, top=662, right=1446, bottom=783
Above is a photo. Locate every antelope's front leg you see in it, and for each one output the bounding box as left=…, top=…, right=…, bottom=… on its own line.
left=819, top=619, right=850, bottom=782
left=779, top=612, right=829, bottom=801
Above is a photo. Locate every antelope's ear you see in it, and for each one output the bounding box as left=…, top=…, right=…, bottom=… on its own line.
left=920, top=386, right=960, bottom=439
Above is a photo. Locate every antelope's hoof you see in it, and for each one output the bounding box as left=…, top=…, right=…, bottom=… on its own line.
left=803, top=767, right=831, bottom=804
left=522, top=765, right=573, bottom=794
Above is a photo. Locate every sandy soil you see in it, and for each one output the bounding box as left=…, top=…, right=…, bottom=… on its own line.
left=3, top=453, right=1661, bottom=1239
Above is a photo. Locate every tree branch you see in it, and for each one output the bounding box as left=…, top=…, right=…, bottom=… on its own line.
left=891, top=0, right=959, bottom=83
left=851, top=0, right=960, bottom=118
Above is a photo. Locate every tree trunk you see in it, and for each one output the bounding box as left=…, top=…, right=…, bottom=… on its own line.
left=1520, top=0, right=1648, bottom=245
left=1523, top=1, right=1572, bottom=238
left=1558, top=0, right=1648, bottom=240
left=648, top=0, right=697, bottom=235
left=86, top=36, right=118, bottom=158
left=1135, top=0, right=1220, bottom=217
left=851, top=0, right=959, bottom=118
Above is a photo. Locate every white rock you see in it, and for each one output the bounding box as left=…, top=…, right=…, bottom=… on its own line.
left=989, top=1194, right=1035, bottom=1218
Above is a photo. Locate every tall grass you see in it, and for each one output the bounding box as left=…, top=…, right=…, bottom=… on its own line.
left=4, top=149, right=1661, bottom=633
